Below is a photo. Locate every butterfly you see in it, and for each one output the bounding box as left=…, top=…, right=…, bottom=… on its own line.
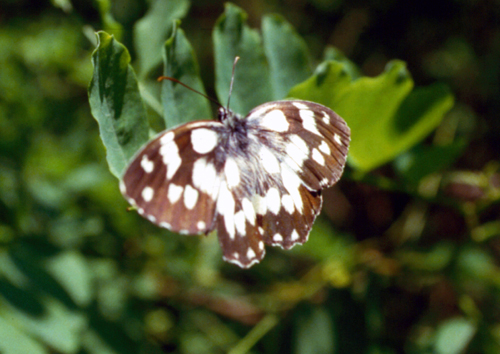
left=120, top=98, right=350, bottom=268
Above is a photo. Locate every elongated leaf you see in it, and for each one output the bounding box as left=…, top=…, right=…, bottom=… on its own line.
left=290, top=60, right=454, bottom=171
left=134, top=0, right=190, bottom=76
left=262, top=14, right=312, bottom=99
left=213, top=3, right=272, bottom=115
left=162, top=21, right=212, bottom=128
left=88, top=32, right=149, bottom=178
left=0, top=317, right=48, bottom=354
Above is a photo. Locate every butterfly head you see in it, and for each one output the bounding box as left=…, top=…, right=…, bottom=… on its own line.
left=218, top=106, right=242, bottom=128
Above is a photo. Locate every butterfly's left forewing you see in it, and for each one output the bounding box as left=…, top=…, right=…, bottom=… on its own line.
left=120, top=121, right=224, bottom=235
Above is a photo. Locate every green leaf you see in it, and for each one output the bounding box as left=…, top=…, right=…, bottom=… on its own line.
left=88, top=31, right=149, bottom=178
left=296, top=217, right=353, bottom=264
left=323, top=46, right=361, bottom=80
left=161, top=21, right=212, bottom=128
left=1, top=242, right=88, bottom=353
left=134, top=0, right=190, bottom=76
left=0, top=317, right=48, bottom=354
left=398, top=242, right=455, bottom=271
left=213, top=3, right=272, bottom=115
left=12, top=296, right=87, bottom=353
left=262, top=14, right=312, bottom=99
left=44, top=250, right=93, bottom=308
left=290, top=60, right=454, bottom=172
left=434, top=317, right=476, bottom=354
left=288, top=60, right=353, bottom=107
left=394, top=140, right=467, bottom=184
left=294, top=306, right=335, bottom=354
left=93, top=0, right=123, bottom=40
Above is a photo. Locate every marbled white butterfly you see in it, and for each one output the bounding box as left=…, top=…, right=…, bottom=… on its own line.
left=120, top=78, right=350, bottom=268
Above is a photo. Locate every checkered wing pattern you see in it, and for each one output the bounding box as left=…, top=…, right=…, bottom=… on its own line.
left=120, top=100, right=350, bottom=268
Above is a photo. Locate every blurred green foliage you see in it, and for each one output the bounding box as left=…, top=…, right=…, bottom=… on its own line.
left=1, top=1, right=500, bottom=353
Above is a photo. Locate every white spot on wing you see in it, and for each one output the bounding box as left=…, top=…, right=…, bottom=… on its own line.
left=147, top=215, right=156, bottom=223
left=284, top=156, right=301, bottom=172
left=259, top=146, right=280, bottom=174
left=260, top=110, right=289, bottom=132
left=285, top=135, right=309, bottom=167
left=217, top=181, right=236, bottom=239
left=280, top=163, right=303, bottom=213
left=319, top=141, right=331, bottom=155
left=273, top=233, right=283, bottom=242
left=119, top=180, right=126, bottom=194
left=292, top=102, right=309, bottom=110
left=183, top=185, right=199, bottom=210
left=334, top=133, right=342, bottom=145
left=224, top=158, right=240, bottom=189
left=290, top=134, right=308, bottom=152
left=167, top=184, right=183, bottom=204
left=160, top=140, right=181, bottom=180
left=322, top=111, right=330, bottom=125
left=141, top=155, right=154, bottom=173
left=300, top=109, right=321, bottom=135
left=265, top=188, right=281, bottom=215
left=192, top=158, right=218, bottom=199
left=253, top=195, right=267, bottom=215
left=312, top=148, right=325, bottom=165
left=291, top=229, right=300, bottom=241
left=197, top=221, right=206, bottom=230
left=247, top=104, right=275, bottom=119
left=234, top=211, right=246, bottom=236
left=242, top=198, right=256, bottom=225
left=191, top=128, right=218, bottom=154
left=247, top=248, right=256, bottom=259
left=160, top=222, right=171, bottom=229
left=141, top=186, right=154, bottom=202
left=160, top=131, right=175, bottom=144
left=282, top=194, right=295, bottom=214
left=259, top=241, right=264, bottom=250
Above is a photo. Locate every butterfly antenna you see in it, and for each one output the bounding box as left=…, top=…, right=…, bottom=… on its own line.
left=157, top=76, right=222, bottom=108
left=226, top=56, right=240, bottom=110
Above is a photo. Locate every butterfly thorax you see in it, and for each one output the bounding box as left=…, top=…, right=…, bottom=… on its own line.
left=216, top=107, right=248, bottom=150
left=215, top=107, right=280, bottom=196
